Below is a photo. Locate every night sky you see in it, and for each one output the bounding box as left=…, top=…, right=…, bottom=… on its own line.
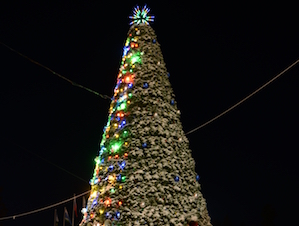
left=1, top=1, right=298, bottom=226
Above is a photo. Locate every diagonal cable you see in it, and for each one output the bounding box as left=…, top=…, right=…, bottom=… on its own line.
left=0, top=190, right=90, bottom=221
left=7, top=140, right=89, bottom=184
left=0, top=41, right=111, bottom=100
left=185, top=59, right=299, bottom=135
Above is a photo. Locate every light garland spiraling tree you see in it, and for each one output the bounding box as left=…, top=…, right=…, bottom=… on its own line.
left=80, top=5, right=212, bottom=226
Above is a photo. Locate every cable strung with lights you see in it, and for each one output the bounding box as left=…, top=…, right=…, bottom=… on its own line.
left=81, top=9, right=145, bottom=225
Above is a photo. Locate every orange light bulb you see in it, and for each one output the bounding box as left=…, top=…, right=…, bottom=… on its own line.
left=125, top=76, right=131, bottom=83
left=104, top=198, right=111, bottom=206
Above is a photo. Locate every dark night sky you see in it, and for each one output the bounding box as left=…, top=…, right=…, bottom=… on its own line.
left=0, top=1, right=298, bottom=226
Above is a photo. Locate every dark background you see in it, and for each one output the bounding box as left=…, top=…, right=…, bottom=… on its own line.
left=0, top=1, right=298, bottom=225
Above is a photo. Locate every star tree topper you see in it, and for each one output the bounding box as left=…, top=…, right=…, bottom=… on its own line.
left=129, top=5, right=155, bottom=25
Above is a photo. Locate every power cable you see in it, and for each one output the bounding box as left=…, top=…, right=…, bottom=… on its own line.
left=185, top=59, right=299, bottom=135
left=0, top=190, right=90, bottom=221
left=0, top=41, right=111, bottom=100
left=6, top=140, right=89, bottom=184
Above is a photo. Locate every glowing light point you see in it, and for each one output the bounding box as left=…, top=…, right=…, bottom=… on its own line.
left=116, top=211, right=121, bottom=219
left=111, top=142, right=122, bottom=152
left=130, top=53, right=141, bottom=64
left=129, top=5, right=155, bottom=25
left=117, top=102, right=127, bottom=111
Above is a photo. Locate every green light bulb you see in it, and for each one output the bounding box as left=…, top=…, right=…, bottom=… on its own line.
left=117, top=102, right=127, bottom=111
left=111, top=142, right=122, bottom=152
left=131, top=55, right=140, bottom=64
left=95, top=157, right=100, bottom=165
left=123, top=130, right=128, bottom=137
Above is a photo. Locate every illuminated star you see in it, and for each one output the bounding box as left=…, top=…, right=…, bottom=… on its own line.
left=129, top=5, right=155, bottom=25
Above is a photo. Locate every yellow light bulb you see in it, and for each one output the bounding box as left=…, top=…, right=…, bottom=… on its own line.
left=91, top=191, right=97, bottom=198
left=108, top=175, right=115, bottom=183
left=99, top=209, right=104, bottom=214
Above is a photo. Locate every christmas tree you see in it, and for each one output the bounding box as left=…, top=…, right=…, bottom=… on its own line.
left=80, top=6, right=212, bottom=226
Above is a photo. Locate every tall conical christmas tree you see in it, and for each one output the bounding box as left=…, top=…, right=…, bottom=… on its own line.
left=81, top=6, right=212, bottom=226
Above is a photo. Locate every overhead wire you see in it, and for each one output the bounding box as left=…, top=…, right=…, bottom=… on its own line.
left=6, top=140, right=89, bottom=184
left=0, top=41, right=111, bottom=100
left=0, top=190, right=90, bottom=221
left=185, top=59, right=299, bottom=135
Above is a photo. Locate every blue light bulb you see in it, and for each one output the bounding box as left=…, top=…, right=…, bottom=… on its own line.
left=108, top=165, right=114, bottom=171
left=174, top=176, right=179, bottom=182
left=117, top=174, right=122, bottom=181
left=119, top=161, right=126, bottom=170
left=116, top=211, right=121, bottom=219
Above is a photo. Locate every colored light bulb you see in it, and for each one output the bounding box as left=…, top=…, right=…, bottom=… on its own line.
left=117, top=174, right=122, bottom=182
